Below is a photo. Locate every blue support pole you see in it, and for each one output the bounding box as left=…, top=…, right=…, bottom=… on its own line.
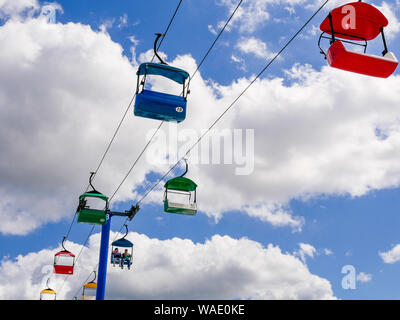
left=96, top=213, right=111, bottom=300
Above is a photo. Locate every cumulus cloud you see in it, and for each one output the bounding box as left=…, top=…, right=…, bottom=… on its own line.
left=294, top=243, right=316, bottom=263
left=376, top=1, right=400, bottom=40
left=294, top=243, right=334, bottom=263
left=245, top=204, right=305, bottom=232
left=0, top=10, right=148, bottom=234
left=213, top=0, right=308, bottom=34
left=236, top=36, right=276, bottom=59
left=151, top=62, right=400, bottom=226
left=0, top=232, right=336, bottom=300
left=1, top=1, right=400, bottom=236
left=0, top=0, right=38, bottom=19
left=379, top=244, right=400, bottom=264
left=357, top=272, right=372, bottom=283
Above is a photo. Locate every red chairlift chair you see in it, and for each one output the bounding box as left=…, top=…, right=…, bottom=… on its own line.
left=318, top=1, right=398, bottom=78
left=53, top=237, right=75, bottom=275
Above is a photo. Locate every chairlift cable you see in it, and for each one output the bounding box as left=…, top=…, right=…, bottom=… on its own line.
left=56, top=225, right=97, bottom=295
left=88, top=0, right=184, bottom=187
left=108, top=0, right=245, bottom=206
left=61, top=0, right=254, bottom=299
left=136, top=0, right=330, bottom=205
left=56, top=1, right=186, bottom=301
left=186, top=0, right=244, bottom=88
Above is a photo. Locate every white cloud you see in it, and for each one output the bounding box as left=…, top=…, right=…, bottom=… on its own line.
left=214, top=0, right=308, bottom=34
left=357, top=272, right=372, bottom=283
left=236, top=36, right=276, bottom=59
left=0, top=232, right=336, bottom=300
left=208, top=24, right=217, bottom=35
left=215, top=0, right=271, bottom=34
left=163, top=62, right=400, bottom=228
left=231, top=54, right=247, bottom=71
left=0, top=9, right=145, bottom=234
left=129, top=35, right=140, bottom=65
left=246, top=204, right=304, bottom=232
left=117, top=13, right=128, bottom=29
left=294, top=244, right=334, bottom=263
left=376, top=2, right=400, bottom=40
left=99, top=18, right=115, bottom=33
left=379, top=244, right=400, bottom=264
left=2, top=1, right=400, bottom=236
left=0, top=0, right=38, bottom=19
left=294, top=243, right=316, bottom=263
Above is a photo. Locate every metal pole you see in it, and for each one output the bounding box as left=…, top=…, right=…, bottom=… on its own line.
left=96, top=213, right=111, bottom=300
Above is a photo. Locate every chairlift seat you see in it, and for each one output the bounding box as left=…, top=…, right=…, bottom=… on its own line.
left=164, top=200, right=197, bottom=215
left=134, top=89, right=187, bottom=122
left=327, top=40, right=398, bottom=78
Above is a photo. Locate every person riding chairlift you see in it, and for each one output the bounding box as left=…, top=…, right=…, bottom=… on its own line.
left=112, top=248, right=121, bottom=266
left=121, top=249, right=131, bottom=270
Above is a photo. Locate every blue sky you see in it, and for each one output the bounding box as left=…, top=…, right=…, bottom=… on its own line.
left=0, top=0, right=400, bottom=300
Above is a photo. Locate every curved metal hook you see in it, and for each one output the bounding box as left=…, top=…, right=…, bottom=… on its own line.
left=121, top=224, right=128, bottom=240
left=88, top=171, right=99, bottom=193
left=90, top=271, right=96, bottom=283
left=154, top=33, right=167, bottom=65
left=179, top=158, right=188, bottom=177
left=61, top=236, right=67, bottom=252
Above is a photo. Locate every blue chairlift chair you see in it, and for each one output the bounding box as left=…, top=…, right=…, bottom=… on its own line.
left=134, top=33, right=190, bottom=123
left=110, top=225, right=133, bottom=270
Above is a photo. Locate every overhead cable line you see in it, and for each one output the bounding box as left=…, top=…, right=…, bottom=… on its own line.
left=63, top=0, right=329, bottom=300
left=187, top=0, right=244, bottom=86
left=59, top=0, right=185, bottom=299
left=84, top=0, right=186, bottom=203
left=108, top=0, right=245, bottom=206
left=59, top=0, right=184, bottom=246
left=68, top=0, right=246, bottom=299
left=88, top=0, right=184, bottom=186
left=136, top=0, right=330, bottom=206
left=103, top=0, right=247, bottom=275
left=56, top=225, right=96, bottom=295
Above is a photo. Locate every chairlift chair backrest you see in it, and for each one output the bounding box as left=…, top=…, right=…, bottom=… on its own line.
left=319, top=2, right=388, bottom=41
